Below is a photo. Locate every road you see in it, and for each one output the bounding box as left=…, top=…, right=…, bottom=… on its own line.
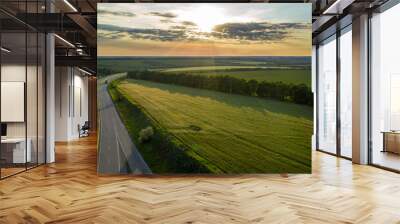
left=97, top=75, right=152, bottom=174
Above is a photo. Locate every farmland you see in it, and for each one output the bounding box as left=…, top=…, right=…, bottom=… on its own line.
left=161, top=67, right=311, bottom=87
left=159, top=65, right=263, bottom=72
left=98, top=57, right=311, bottom=86
left=98, top=56, right=311, bottom=70
left=114, top=79, right=312, bottom=173
left=101, top=56, right=313, bottom=174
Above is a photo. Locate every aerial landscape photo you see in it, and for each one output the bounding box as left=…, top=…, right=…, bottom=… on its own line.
left=97, top=3, right=312, bottom=174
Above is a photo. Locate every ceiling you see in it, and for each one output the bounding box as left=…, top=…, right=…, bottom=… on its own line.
left=0, top=0, right=98, bottom=74
left=311, top=0, right=390, bottom=43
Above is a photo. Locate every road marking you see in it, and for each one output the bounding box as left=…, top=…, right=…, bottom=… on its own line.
left=115, top=129, right=121, bottom=172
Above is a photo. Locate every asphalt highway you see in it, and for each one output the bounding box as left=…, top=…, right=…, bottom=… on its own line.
left=97, top=79, right=152, bottom=174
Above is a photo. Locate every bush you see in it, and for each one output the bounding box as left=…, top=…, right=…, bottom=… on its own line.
left=139, top=126, right=154, bottom=143
left=111, top=87, right=123, bottom=102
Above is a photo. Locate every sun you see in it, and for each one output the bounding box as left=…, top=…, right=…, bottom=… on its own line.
left=184, top=6, right=226, bottom=32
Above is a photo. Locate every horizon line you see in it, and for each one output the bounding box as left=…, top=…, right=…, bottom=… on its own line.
left=98, top=55, right=312, bottom=57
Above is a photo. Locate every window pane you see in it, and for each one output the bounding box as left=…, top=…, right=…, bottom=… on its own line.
left=340, top=28, right=352, bottom=158
left=318, top=36, right=337, bottom=154
left=1, top=31, right=27, bottom=177
left=371, top=3, right=400, bottom=171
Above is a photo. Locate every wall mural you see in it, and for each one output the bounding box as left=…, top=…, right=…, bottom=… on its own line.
left=97, top=3, right=312, bottom=174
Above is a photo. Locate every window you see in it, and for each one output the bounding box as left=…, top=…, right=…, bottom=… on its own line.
left=370, top=2, right=400, bottom=171
left=317, top=35, right=337, bottom=154
left=339, top=26, right=352, bottom=158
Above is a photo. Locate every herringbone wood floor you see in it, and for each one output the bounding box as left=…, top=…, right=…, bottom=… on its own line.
left=1, top=134, right=400, bottom=224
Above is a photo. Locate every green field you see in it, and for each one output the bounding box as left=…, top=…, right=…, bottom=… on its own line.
left=159, top=65, right=262, bottom=72
left=98, top=57, right=311, bottom=72
left=99, top=57, right=311, bottom=87
left=116, top=79, right=312, bottom=173
left=161, top=67, right=311, bottom=87
left=98, top=57, right=243, bottom=71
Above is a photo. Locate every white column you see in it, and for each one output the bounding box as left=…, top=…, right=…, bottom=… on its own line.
left=46, top=32, right=55, bottom=163
left=55, top=67, right=73, bottom=141
left=352, top=14, right=369, bottom=164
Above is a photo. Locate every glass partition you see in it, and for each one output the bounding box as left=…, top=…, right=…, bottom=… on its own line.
left=38, top=32, right=45, bottom=165
left=1, top=31, right=28, bottom=177
left=27, top=31, right=38, bottom=169
left=0, top=1, right=46, bottom=179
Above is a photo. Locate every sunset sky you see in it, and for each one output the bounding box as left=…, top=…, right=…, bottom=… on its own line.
left=97, top=3, right=311, bottom=56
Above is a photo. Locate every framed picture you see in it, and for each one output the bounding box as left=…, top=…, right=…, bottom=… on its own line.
left=97, top=3, right=312, bottom=174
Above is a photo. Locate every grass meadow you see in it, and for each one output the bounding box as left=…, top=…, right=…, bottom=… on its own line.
left=115, top=79, right=312, bottom=173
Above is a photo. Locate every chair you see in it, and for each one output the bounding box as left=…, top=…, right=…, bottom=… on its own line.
left=79, top=121, right=90, bottom=138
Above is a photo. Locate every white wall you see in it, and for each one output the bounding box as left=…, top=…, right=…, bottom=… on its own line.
left=72, top=72, right=89, bottom=138
left=55, top=67, right=89, bottom=141
left=1, top=82, right=25, bottom=122
left=1, top=64, right=26, bottom=81
left=1, top=63, right=46, bottom=164
left=1, top=64, right=27, bottom=138
left=55, top=67, right=70, bottom=141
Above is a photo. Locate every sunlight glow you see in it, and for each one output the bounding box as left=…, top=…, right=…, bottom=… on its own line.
left=98, top=3, right=312, bottom=56
left=184, top=6, right=226, bottom=32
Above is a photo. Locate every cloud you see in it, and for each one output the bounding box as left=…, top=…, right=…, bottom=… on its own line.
left=98, top=24, right=189, bottom=42
left=181, top=21, right=197, bottom=27
left=98, top=21, right=310, bottom=43
left=148, top=12, right=177, bottom=18
left=98, top=31, right=126, bottom=40
left=98, top=9, right=136, bottom=17
left=170, top=21, right=197, bottom=31
left=130, top=29, right=187, bottom=42
left=211, top=22, right=309, bottom=42
left=98, top=24, right=128, bottom=32
left=170, top=25, right=187, bottom=30
left=275, top=23, right=310, bottom=29
left=160, top=19, right=174, bottom=24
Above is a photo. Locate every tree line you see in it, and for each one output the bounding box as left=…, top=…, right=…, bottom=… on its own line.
left=127, top=70, right=313, bottom=106
left=97, top=68, right=116, bottom=78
